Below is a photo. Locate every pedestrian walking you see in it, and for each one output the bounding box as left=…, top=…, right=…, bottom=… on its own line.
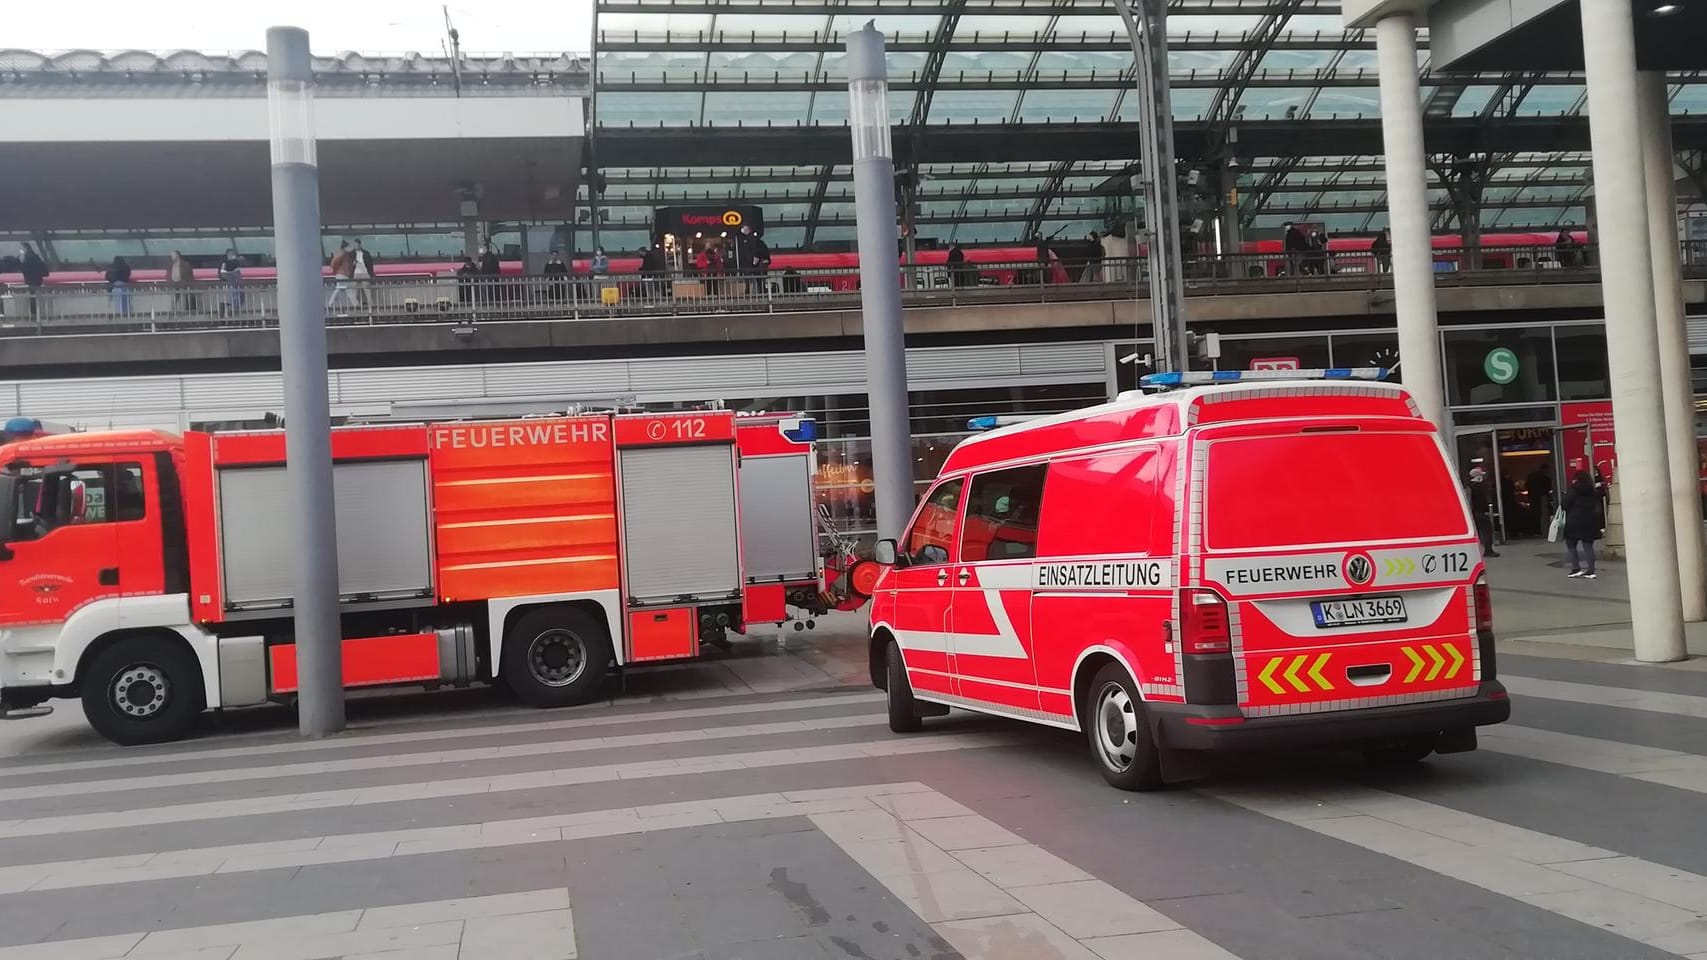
left=327, top=241, right=355, bottom=315
left=348, top=239, right=376, bottom=311
left=1468, top=466, right=1500, bottom=557
left=1562, top=471, right=1604, bottom=579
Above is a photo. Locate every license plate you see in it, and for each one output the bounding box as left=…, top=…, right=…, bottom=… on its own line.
left=1311, top=595, right=1407, bottom=628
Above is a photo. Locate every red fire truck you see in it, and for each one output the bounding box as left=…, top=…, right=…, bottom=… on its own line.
left=870, top=370, right=1511, bottom=790
left=0, top=410, right=827, bottom=745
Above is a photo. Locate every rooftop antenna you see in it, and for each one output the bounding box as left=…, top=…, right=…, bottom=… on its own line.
left=443, top=6, right=464, bottom=98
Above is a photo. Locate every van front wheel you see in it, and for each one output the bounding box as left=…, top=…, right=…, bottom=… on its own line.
left=1087, top=663, right=1162, bottom=791
left=885, top=640, right=923, bottom=733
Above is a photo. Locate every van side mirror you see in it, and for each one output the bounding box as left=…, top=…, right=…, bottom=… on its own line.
left=874, top=538, right=901, bottom=567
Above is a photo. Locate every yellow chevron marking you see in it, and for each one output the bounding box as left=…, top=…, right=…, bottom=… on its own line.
left=1306, top=652, right=1333, bottom=691
left=1282, top=655, right=1311, bottom=694
left=1422, top=644, right=1447, bottom=682
left=1402, top=646, right=1426, bottom=684
left=1257, top=657, right=1286, bottom=696
left=1443, top=643, right=1466, bottom=680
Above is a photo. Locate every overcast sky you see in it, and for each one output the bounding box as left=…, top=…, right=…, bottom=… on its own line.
left=7, top=1, right=594, bottom=54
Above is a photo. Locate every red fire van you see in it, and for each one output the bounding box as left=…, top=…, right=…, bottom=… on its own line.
left=868, top=370, right=1511, bottom=790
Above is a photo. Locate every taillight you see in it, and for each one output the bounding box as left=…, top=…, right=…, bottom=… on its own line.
left=1472, top=573, right=1497, bottom=679
left=1180, top=588, right=1232, bottom=655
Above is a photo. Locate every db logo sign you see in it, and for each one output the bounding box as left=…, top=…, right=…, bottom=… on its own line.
left=721, top=210, right=743, bottom=227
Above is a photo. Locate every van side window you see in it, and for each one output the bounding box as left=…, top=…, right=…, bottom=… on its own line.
left=1035, top=447, right=1165, bottom=558
left=960, top=464, right=1047, bottom=563
left=903, top=478, right=964, bottom=567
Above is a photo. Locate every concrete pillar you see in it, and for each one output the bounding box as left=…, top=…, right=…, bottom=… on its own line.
left=1639, top=71, right=1707, bottom=622
left=1373, top=14, right=1447, bottom=432
left=1581, top=0, right=1685, bottom=661
left=846, top=25, right=916, bottom=544
left=266, top=26, right=346, bottom=735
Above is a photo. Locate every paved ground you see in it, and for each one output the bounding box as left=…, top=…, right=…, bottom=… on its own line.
left=1, top=557, right=1704, bottom=960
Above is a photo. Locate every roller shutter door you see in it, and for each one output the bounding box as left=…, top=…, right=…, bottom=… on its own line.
left=620, top=444, right=742, bottom=604
left=738, top=454, right=817, bottom=582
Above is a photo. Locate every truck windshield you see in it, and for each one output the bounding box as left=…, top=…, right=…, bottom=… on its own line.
left=1204, top=430, right=1470, bottom=550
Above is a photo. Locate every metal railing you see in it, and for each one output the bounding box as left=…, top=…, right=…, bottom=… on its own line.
left=1, top=243, right=1696, bottom=338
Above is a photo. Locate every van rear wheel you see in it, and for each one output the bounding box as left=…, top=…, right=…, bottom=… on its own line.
left=1087, top=663, right=1162, bottom=791
left=885, top=640, right=923, bottom=733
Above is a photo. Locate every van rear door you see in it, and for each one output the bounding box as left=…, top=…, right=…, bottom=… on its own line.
left=1193, top=423, right=1483, bottom=717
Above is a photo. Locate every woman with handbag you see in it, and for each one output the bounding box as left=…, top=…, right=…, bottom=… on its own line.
left=1561, top=471, right=1604, bottom=579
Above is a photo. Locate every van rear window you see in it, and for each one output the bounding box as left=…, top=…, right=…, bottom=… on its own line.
left=1204, top=432, right=1468, bottom=550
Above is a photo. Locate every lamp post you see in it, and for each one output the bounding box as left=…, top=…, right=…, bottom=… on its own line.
left=845, top=23, right=916, bottom=543
left=267, top=26, right=346, bottom=735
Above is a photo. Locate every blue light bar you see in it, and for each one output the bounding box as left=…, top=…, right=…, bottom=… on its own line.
left=1139, top=367, right=1390, bottom=389
left=967, top=416, right=1001, bottom=431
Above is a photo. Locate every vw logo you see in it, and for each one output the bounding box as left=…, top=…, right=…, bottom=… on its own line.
left=1344, top=553, right=1374, bottom=586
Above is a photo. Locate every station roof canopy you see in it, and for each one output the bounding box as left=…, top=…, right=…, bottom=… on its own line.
left=588, top=0, right=1707, bottom=249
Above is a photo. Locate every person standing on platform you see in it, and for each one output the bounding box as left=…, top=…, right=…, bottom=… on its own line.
left=1468, top=466, right=1501, bottom=558
left=543, top=249, right=570, bottom=303
left=946, top=241, right=968, bottom=288
left=348, top=238, right=376, bottom=311
left=19, top=244, right=48, bottom=323
left=104, top=256, right=132, bottom=316
left=1371, top=227, right=1392, bottom=274
left=750, top=229, right=771, bottom=296
left=1282, top=221, right=1307, bottom=276
left=477, top=242, right=502, bottom=310
left=217, top=248, right=244, bottom=317
left=1562, top=471, right=1603, bottom=579
left=167, top=250, right=197, bottom=314
left=327, top=241, right=355, bottom=315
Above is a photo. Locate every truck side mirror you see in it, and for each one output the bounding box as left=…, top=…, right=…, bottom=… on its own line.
left=874, top=538, right=902, bottom=567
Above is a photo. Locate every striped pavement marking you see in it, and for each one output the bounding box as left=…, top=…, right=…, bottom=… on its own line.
left=1480, top=724, right=1707, bottom=796
left=0, top=888, right=575, bottom=960
left=0, top=783, right=937, bottom=895
left=1503, top=675, right=1707, bottom=720
left=0, top=692, right=884, bottom=777
left=0, top=729, right=1026, bottom=839
left=0, top=710, right=891, bottom=804
left=1212, top=783, right=1707, bottom=957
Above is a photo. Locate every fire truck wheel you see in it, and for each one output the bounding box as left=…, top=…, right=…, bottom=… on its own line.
left=81, top=635, right=204, bottom=746
left=885, top=640, right=923, bottom=733
left=1087, top=663, right=1162, bottom=791
left=503, top=607, right=611, bottom=708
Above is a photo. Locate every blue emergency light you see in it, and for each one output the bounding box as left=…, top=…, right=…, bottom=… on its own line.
left=967, top=415, right=1043, bottom=431
left=1139, top=367, right=1391, bottom=389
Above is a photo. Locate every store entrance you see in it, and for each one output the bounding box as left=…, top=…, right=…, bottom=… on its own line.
left=1453, top=423, right=1560, bottom=542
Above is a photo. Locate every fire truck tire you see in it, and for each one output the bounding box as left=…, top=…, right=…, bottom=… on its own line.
left=81, top=635, right=205, bottom=746
left=502, top=607, right=611, bottom=708
left=885, top=640, right=923, bottom=733
left=1087, top=663, right=1163, bottom=791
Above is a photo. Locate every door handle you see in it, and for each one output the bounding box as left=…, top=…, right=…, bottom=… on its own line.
left=936, top=569, right=949, bottom=587
left=957, top=569, right=972, bottom=585
left=99, top=567, right=119, bottom=586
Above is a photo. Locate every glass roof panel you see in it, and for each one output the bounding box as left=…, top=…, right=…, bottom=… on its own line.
left=827, top=14, right=942, bottom=40
left=598, top=91, right=702, bottom=126
left=1309, top=88, right=1382, bottom=118
left=952, top=16, right=1056, bottom=38
left=1336, top=50, right=1381, bottom=70
left=939, top=50, right=1033, bottom=76
left=598, top=13, right=715, bottom=34
left=1032, top=50, right=1131, bottom=74
left=1169, top=49, right=1237, bottom=71
left=1237, top=87, right=1318, bottom=119
left=1283, top=15, right=1353, bottom=34
left=1514, top=85, right=1583, bottom=115
left=703, top=90, right=813, bottom=125
left=600, top=50, right=707, bottom=81
left=929, top=88, right=1022, bottom=124
left=1673, top=84, right=1707, bottom=114
left=1448, top=85, right=1499, bottom=116
left=706, top=51, right=819, bottom=74
left=1013, top=88, right=1117, bottom=123
left=1257, top=48, right=1343, bottom=71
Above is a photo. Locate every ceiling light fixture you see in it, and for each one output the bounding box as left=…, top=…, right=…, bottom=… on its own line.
left=1650, top=3, right=1681, bottom=15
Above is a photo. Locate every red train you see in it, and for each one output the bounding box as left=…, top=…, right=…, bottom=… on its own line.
left=2, top=232, right=1588, bottom=289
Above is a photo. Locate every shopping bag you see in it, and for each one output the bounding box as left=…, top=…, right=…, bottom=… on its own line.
left=1546, top=508, right=1565, bottom=543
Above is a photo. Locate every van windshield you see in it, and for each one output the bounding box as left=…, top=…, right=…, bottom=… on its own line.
left=1205, top=430, right=1470, bottom=550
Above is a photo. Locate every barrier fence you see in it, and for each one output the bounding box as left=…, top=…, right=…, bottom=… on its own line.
left=1, top=243, right=1698, bottom=337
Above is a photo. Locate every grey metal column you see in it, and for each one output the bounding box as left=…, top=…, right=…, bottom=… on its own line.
left=1111, top=0, right=1188, bottom=372
left=1638, top=70, right=1707, bottom=622
left=1580, top=0, right=1684, bottom=662
left=267, top=27, right=346, bottom=735
left=846, top=24, right=916, bottom=543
